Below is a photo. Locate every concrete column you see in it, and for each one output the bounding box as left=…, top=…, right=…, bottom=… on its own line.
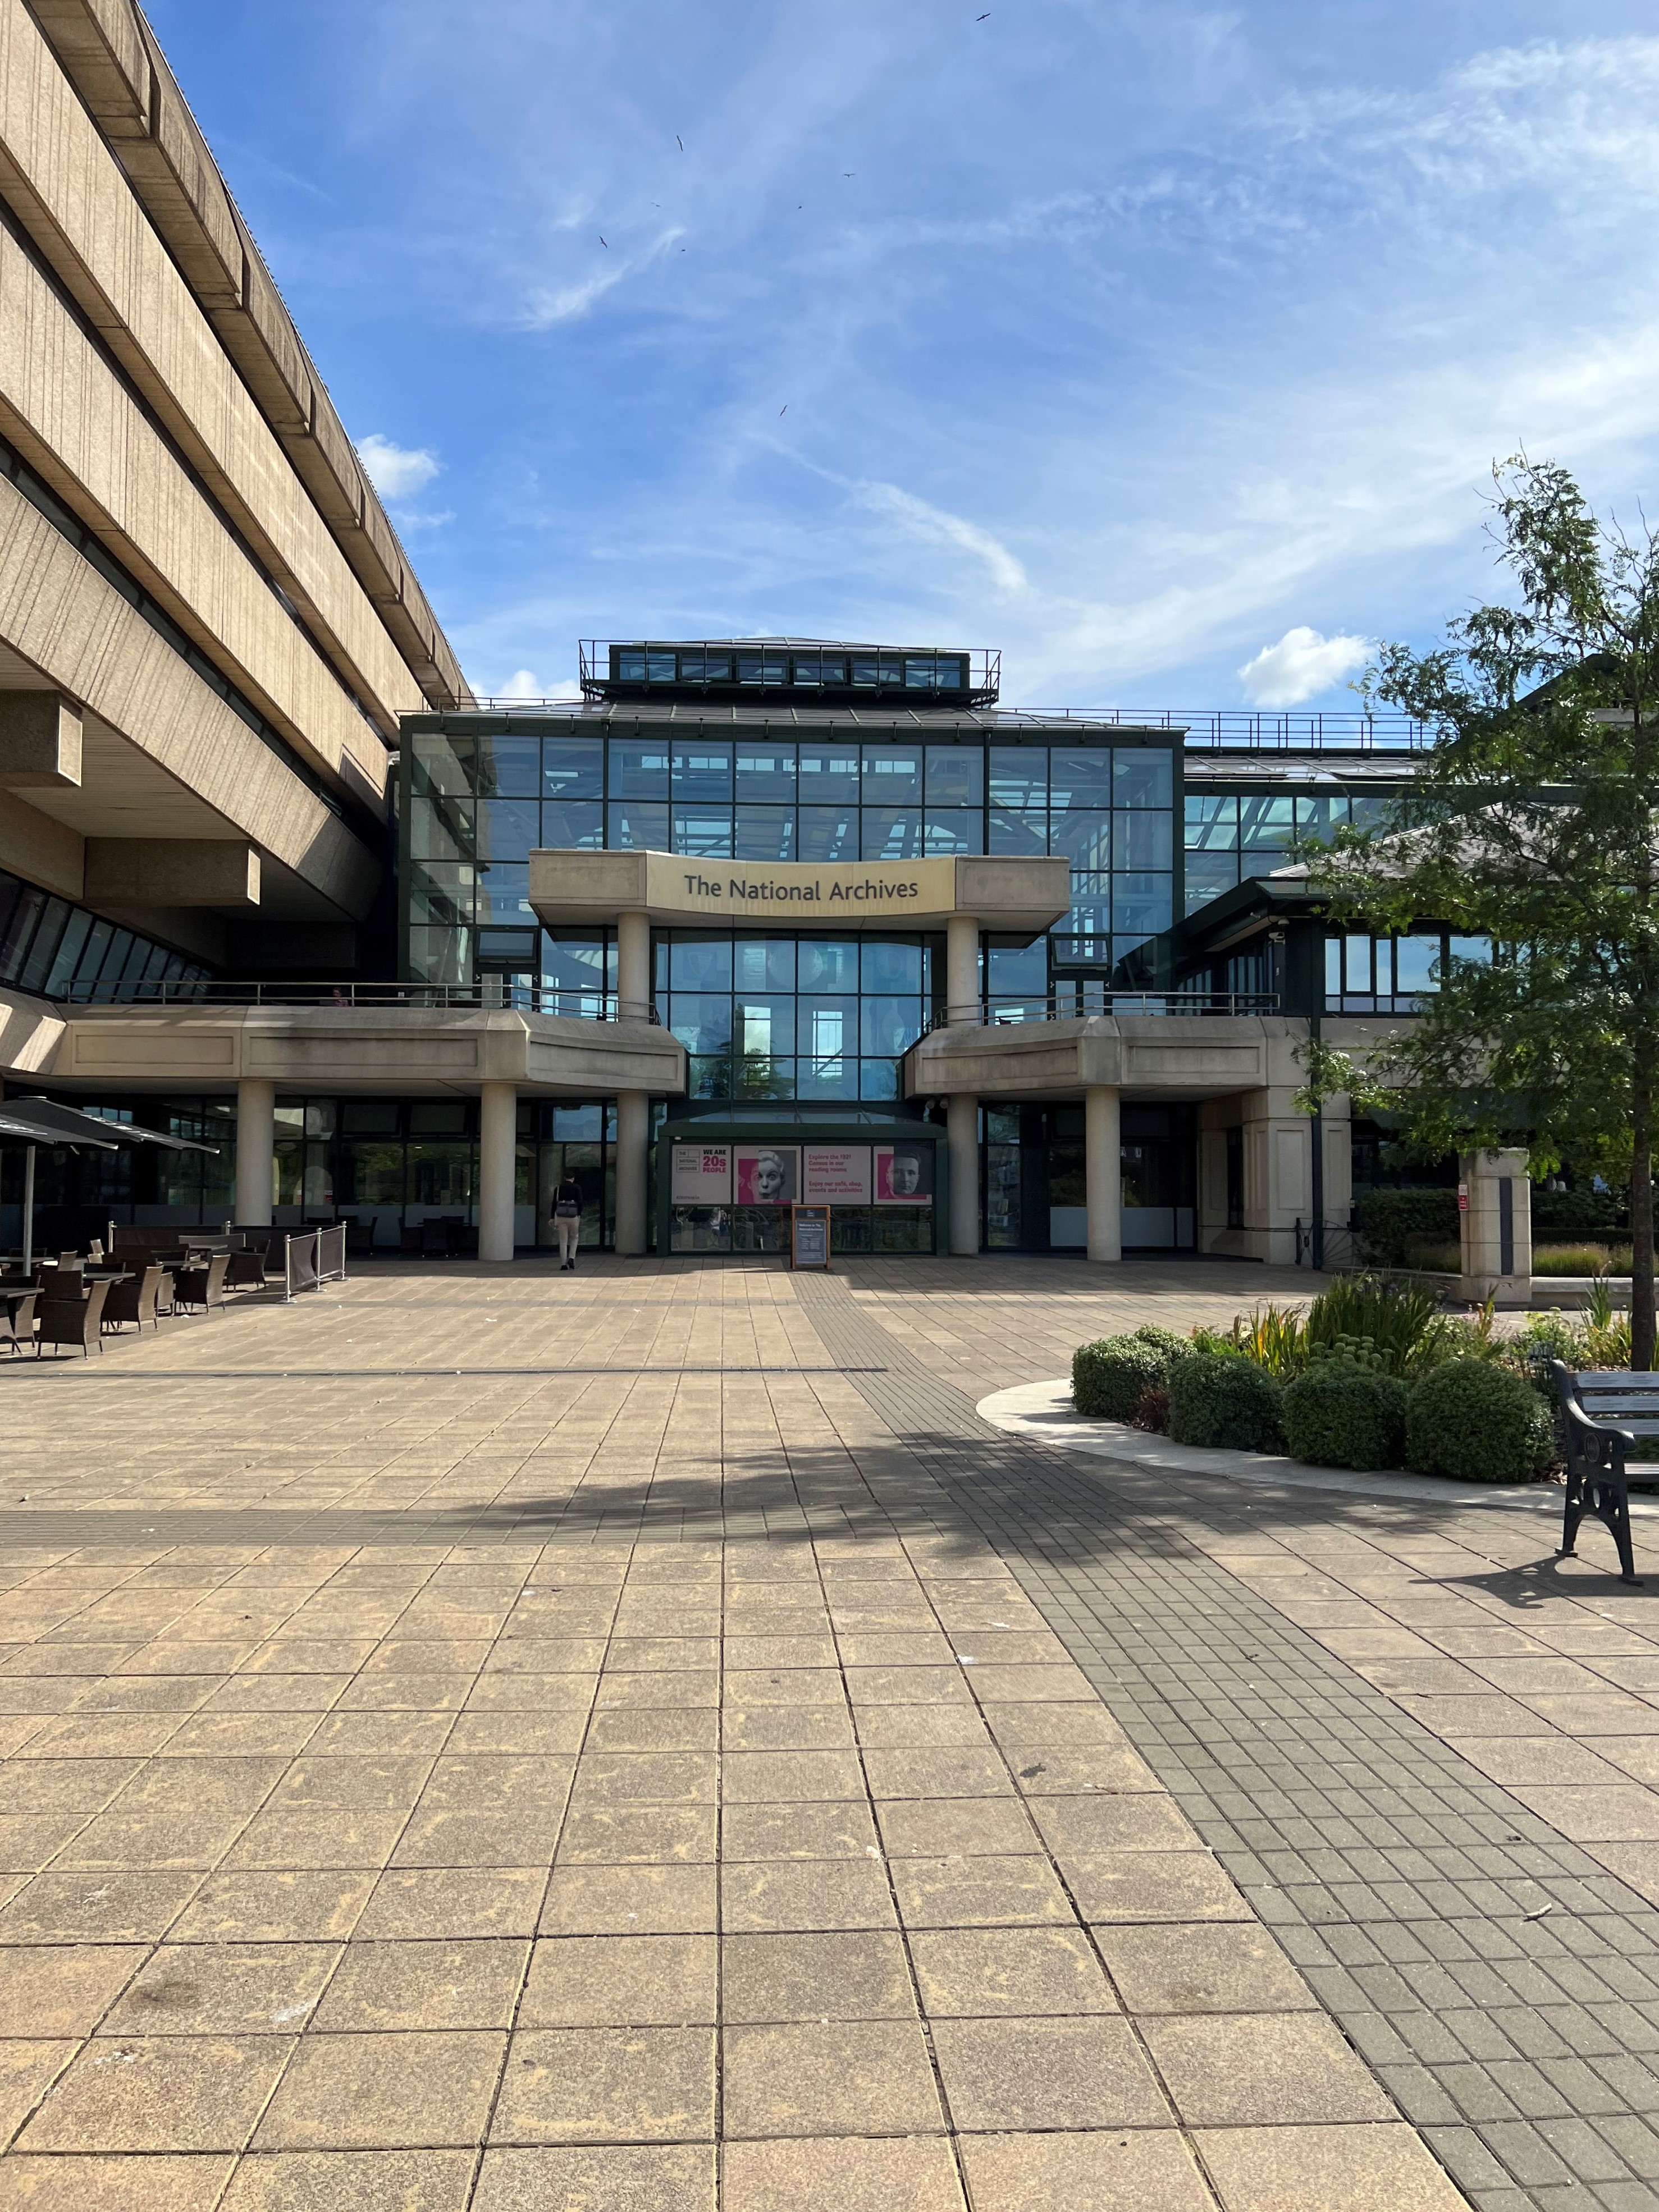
left=948, top=1094, right=979, bottom=1255
left=946, top=913, right=981, bottom=1026
left=478, top=1080, right=518, bottom=1265
left=1460, top=1147, right=1532, bottom=1306
left=615, top=1089, right=648, bottom=1256
left=1085, top=1084, right=1122, bottom=1263
left=235, top=1078, right=274, bottom=1226
left=616, top=909, right=651, bottom=1022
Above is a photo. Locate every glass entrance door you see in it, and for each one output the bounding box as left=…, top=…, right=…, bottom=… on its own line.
left=982, top=1102, right=1196, bottom=1251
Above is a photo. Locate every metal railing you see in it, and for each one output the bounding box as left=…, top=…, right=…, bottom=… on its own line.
left=57, top=979, right=661, bottom=1022
left=1011, top=709, right=1430, bottom=750
left=921, top=990, right=1280, bottom=1034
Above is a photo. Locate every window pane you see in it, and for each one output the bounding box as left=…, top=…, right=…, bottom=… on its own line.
left=543, top=738, right=604, bottom=799
left=1184, top=795, right=1237, bottom=849
left=798, top=743, right=860, bottom=790
left=1296, top=794, right=1349, bottom=845
left=862, top=808, right=923, bottom=860
left=1394, top=936, right=1439, bottom=992
left=989, top=809, right=1047, bottom=856
left=859, top=1059, right=901, bottom=1100
left=925, top=746, right=984, bottom=805
left=736, top=652, right=786, bottom=685
left=1112, top=874, right=1172, bottom=936
left=542, top=802, right=603, bottom=848
left=544, top=933, right=608, bottom=1002
left=646, top=652, right=677, bottom=683
left=862, top=747, right=923, bottom=802
left=672, top=741, right=733, bottom=803
left=904, top=657, right=938, bottom=688
left=670, top=937, right=734, bottom=990
left=478, top=798, right=541, bottom=863
left=735, top=744, right=796, bottom=801
left=408, top=861, right=474, bottom=925
left=671, top=808, right=733, bottom=857
left=1344, top=935, right=1372, bottom=992
left=607, top=802, right=669, bottom=849
left=43, top=909, right=93, bottom=996
left=477, top=865, right=532, bottom=921
left=797, top=940, right=860, bottom=991
left=1049, top=748, right=1112, bottom=808
left=990, top=747, right=1047, bottom=809
left=18, top=899, right=70, bottom=992
left=923, top=808, right=982, bottom=855
left=1183, top=854, right=1237, bottom=914
left=410, top=797, right=475, bottom=860
left=730, top=938, right=793, bottom=992
left=611, top=741, right=670, bottom=798
left=1326, top=938, right=1341, bottom=997
left=412, top=733, right=473, bottom=797
left=797, top=807, right=857, bottom=860
left=862, top=939, right=922, bottom=992
left=861, top=996, right=923, bottom=1054
left=734, top=1055, right=794, bottom=1098
left=733, top=806, right=796, bottom=860
left=1113, top=749, right=1172, bottom=807
left=1049, top=810, right=1110, bottom=871
left=668, top=994, right=733, bottom=1052
left=1113, top=810, right=1172, bottom=869
left=1240, top=795, right=1295, bottom=848
left=1447, top=934, right=1491, bottom=966
left=408, top=925, right=470, bottom=984
left=478, top=735, right=540, bottom=797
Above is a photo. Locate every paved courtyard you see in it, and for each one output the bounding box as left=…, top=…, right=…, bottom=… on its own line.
left=2, top=1255, right=1658, bottom=2209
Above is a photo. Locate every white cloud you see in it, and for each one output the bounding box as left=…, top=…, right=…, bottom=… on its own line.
left=1237, top=626, right=1370, bottom=708
left=357, top=434, right=441, bottom=501
left=853, top=482, right=1027, bottom=597
left=486, top=668, right=582, bottom=702
left=522, top=227, right=685, bottom=328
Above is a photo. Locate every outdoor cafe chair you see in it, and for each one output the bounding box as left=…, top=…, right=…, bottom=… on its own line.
left=1, top=1290, right=36, bottom=1355
left=36, top=1277, right=111, bottom=1356
left=102, top=1265, right=166, bottom=1334
left=173, top=1252, right=230, bottom=1313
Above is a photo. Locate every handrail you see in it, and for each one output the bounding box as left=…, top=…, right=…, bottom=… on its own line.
left=55, top=979, right=663, bottom=1022
left=920, top=990, right=1281, bottom=1034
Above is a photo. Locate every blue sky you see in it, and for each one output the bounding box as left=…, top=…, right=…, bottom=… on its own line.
left=148, top=0, right=1659, bottom=712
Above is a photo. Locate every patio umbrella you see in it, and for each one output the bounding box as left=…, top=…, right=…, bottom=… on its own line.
left=1, top=1097, right=218, bottom=1273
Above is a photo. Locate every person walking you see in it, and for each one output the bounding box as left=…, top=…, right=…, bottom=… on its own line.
left=552, top=1174, right=584, bottom=1270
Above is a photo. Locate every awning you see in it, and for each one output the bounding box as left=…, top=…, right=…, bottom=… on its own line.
left=2, top=1096, right=218, bottom=1154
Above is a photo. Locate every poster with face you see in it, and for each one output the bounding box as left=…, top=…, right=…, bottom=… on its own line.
left=802, top=1146, right=871, bottom=1202
left=874, top=1142, right=934, bottom=1203
left=670, top=1143, right=732, bottom=1203
left=735, top=1146, right=799, bottom=1206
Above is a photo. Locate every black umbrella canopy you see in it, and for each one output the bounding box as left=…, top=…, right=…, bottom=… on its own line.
left=7, top=1097, right=218, bottom=1155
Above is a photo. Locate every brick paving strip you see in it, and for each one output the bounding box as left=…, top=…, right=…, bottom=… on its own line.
left=796, top=1271, right=1659, bottom=2212
left=1, top=1258, right=1647, bottom=2208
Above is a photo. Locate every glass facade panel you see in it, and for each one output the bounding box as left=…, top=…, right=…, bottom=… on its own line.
left=861, top=808, right=923, bottom=859
left=542, top=801, right=603, bottom=848
left=1050, top=749, right=1113, bottom=808
left=1114, top=749, right=1172, bottom=807
left=544, top=738, right=604, bottom=798
left=733, top=806, right=796, bottom=859
left=796, top=806, right=857, bottom=859
left=989, top=809, right=1047, bottom=855
left=925, top=746, right=984, bottom=805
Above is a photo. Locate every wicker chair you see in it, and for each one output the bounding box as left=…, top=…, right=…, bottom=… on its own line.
left=102, top=1265, right=166, bottom=1334
left=1, top=1292, right=36, bottom=1355
left=173, top=1252, right=230, bottom=1313
left=36, top=1277, right=111, bottom=1356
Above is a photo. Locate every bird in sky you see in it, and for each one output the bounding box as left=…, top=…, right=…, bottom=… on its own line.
left=599, top=236, right=607, bottom=248
left=676, top=135, right=684, bottom=150
left=779, top=406, right=788, bottom=416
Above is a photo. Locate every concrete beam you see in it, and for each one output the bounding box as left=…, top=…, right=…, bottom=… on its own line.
left=0, top=693, right=81, bottom=788
left=84, top=837, right=260, bottom=908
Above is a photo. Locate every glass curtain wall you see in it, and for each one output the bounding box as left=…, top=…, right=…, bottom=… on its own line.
left=0, top=864, right=211, bottom=1001
left=1182, top=790, right=1396, bottom=915
left=405, top=724, right=1180, bottom=1056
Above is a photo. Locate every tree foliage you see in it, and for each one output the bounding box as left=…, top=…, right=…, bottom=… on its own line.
left=1299, top=457, right=1659, bottom=1363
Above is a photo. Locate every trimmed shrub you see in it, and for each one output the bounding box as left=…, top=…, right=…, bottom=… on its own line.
left=1533, top=1185, right=1621, bottom=1236
left=1283, top=1363, right=1407, bottom=1469
left=1167, top=1353, right=1286, bottom=1453
left=1354, top=1187, right=1460, bottom=1267
left=1072, top=1326, right=1192, bottom=1421
left=1405, top=1359, right=1556, bottom=1484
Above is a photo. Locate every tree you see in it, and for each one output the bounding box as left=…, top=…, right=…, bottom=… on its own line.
left=1299, top=457, right=1659, bottom=1366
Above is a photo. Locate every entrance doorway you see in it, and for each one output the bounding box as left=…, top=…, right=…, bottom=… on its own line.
left=982, top=1102, right=1196, bottom=1252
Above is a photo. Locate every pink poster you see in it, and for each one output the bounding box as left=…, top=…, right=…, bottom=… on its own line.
left=734, top=1147, right=799, bottom=1205
left=802, top=1146, right=871, bottom=1202
left=874, top=1142, right=934, bottom=1203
